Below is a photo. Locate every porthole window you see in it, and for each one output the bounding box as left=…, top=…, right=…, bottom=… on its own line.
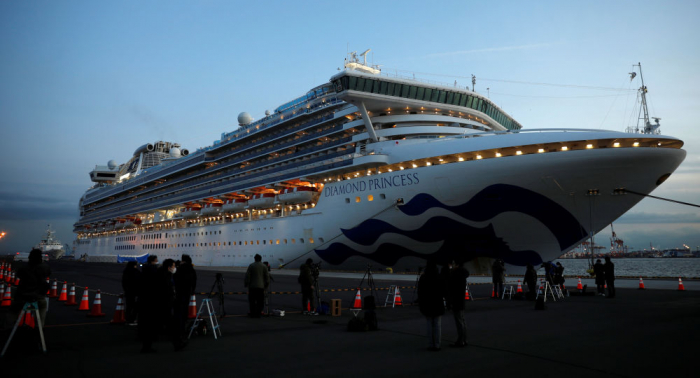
left=355, top=197, right=361, bottom=203
left=309, top=238, right=314, bottom=244
left=300, top=238, right=305, bottom=243
left=291, top=239, right=296, bottom=244
left=345, top=198, right=350, bottom=203
left=319, top=237, right=324, bottom=243
left=367, top=195, right=374, bottom=201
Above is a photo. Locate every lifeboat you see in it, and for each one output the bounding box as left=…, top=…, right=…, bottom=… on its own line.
left=134, top=218, right=142, bottom=225
left=180, top=206, right=201, bottom=219
left=114, top=220, right=127, bottom=229
left=278, top=186, right=317, bottom=204
left=247, top=193, right=275, bottom=209
left=222, top=198, right=248, bottom=213
left=201, top=202, right=223, bottom=216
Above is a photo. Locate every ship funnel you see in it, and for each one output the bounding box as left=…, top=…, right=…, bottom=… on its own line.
left=134, top=143, right=155, bottom=156
left=181, top=149, right=189, bottom=156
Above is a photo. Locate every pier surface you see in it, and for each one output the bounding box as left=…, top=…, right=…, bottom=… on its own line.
left=1, top=261, right=697, bottom=377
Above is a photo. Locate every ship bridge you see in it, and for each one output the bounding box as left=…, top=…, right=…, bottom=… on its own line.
left=330, top=70, right=522, bottom=133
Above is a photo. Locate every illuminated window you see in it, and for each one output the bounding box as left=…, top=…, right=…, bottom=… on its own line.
left=309, top=238, right=314, bottom=244
left=586, top=144, right=593, bottom=149
left=355, top=197, right=361, bottom=203
left=561, top=146, right=568, bottom=151
left=367, top=195, right=374, bottom=201
left=291, top=239, right=296, bottom=244
left=516, top=151, right=522, bottom=155
left=633, top=142, right=639, bottom=147
left=538, top=148, right=545, bottom=153
left=276, top=239, right=280, bottom=245
left=613, top=142, right=620, bottom=147
left=495, top=153, right=502, bottom=157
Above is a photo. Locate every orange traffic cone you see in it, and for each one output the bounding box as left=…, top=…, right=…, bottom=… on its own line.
left=0, top=283, right=4, bottom=300
left=65, top=284, right=77, bottom=305
left=88, top=290, right=105, bottom=317
left=1, top=284, right=11, bottom=307
left=78, top=287, right=90, bottom=311
left=49, top=279, right=58, bottom=298
left=58, top=281, right=68, bottom=301
left=491, top=285, right=496, bottom=298
left=516, top=280, right=523, bottom=294
left=45, top=277, right=50, bottom=296
left=18, top=311, right=36, bottom=328
left=604, top=282, right=608, bottom=289
left=188, top=294, right=198, bottom=319
left=394, top=287, right=403, bottom=306
left=576, top=277, right=583, bottom=290
left=111, top=295, right=126, bottom=324
left=638, top=277, right=645, bottom=290
left=678, top=277, right=685, bottom=291
left=13, top=271, right=19, bottom=285
left=352, top=289, right=362, bottom=309
left=464, top=286, right=471, bottom=300
left=0, top=264, right=4, bottom=281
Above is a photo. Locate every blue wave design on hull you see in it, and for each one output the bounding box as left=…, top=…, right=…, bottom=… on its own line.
left=316, top=184, right=587, bottom=267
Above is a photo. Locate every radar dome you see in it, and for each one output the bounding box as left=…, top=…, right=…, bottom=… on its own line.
left=169, top=147, right=181, bottom=158
left=265, top=110, right=271, bottom=116
left=107, top=160, right=117, bottom=170
left=238, top=112, right=254, bottom=126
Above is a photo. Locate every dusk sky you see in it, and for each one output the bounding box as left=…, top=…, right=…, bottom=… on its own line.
left=1, top=0, right=699, bottom=254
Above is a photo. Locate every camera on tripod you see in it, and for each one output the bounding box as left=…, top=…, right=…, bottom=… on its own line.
left=311, top=261, right=322, bottom=279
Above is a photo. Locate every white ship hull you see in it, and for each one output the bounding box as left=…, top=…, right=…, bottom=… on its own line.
left=75, top=132, right=685, bottom=274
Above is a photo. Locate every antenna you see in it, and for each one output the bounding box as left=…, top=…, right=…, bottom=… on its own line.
left=360, top=49, right=371, bottom=65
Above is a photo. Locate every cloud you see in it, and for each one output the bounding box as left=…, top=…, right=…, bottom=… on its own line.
left=615, top=212, right=700, bottom=224
left=426, top=43, right=557, bottom=58
left=0, top=191, right=77, bottom=221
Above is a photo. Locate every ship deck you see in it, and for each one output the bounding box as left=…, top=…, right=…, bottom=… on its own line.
left=0, top=260, right=696, bottom=377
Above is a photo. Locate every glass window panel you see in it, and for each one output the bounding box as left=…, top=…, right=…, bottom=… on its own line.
left=416, top=87, right=425, bottom=100
left=355, top=77, right=364, bottom=91
left=409, top=86, right=418, bottom=99
left=466, top=96, right=473, bottom=108
left=424, top=88, right=433, bottom=101
left=452, top=92, right=461, bottom=105
left=446, top=92, right=454, bottom=104
left=430, top=89, right=439, bottom=102
left=394, top=83, right=402, bottom=96
left=372, top=79, right=380, bottom=93
left=438, top=91, right=446, bottom=103
left=401, top=84, right=409, bottom=98
left=387, top=82, right=395, bottom=96
left=364, top=78, right=374, bottom=92
left=460, top=93, right=468, bottom=106
left=379, top=81, right=388, bottom=95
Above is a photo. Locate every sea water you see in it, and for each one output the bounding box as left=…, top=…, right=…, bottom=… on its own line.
left=553, top=258, right=700, bottom=278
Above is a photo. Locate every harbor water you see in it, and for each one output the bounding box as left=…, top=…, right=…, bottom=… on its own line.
left=553, top=257, right=700, bottom=278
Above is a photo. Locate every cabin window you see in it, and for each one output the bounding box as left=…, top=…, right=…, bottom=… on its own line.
left=367, top=195, right=374, bottom=201
left=408, top=86, right=418, bottom=99
left=355, top=196, right=361, bottom=203
left=379, top=81, right=388, bottom=95
left=401, top=85, right=409, bottom=98
left=446, top=92, right=454, bottom=104
left=438, top=90, right=447, bottom=103
left=416, top=87, right=425, bottom=100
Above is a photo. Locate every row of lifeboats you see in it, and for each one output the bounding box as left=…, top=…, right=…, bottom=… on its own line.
left=180, top=186, right=319, bottom=219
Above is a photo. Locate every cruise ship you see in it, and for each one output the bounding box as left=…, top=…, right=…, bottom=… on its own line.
left=73, top=53, right=686, bottom=274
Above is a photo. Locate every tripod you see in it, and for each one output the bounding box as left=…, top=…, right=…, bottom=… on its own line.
left=356, top=264, right=379, bottom=301
left=208, top=273, right=226, bottom=318
left=412, top=266, right=423, bottom=304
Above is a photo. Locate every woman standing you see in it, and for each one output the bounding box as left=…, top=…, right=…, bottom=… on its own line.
left=418, top=260, right=446, bottom=351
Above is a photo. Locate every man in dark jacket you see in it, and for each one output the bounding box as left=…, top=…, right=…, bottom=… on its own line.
left=244, top=254, right=269, bottom=318
left=138, top=255, right=160, bottom=353
left=491, top=259, right=505, bottom=299
left=604, top=256, right=615, bottom=298
left=298, top=258, right=316, bottom=315
left=418, top=260, right=446, bottom=351
left=122, top=261, right=141, bottom=325
left=15, top=249, right=51, bottom=324
left=448, top=259, right=469, bottom=347
left=174, top=254, right=197, bottom=340
left=524, top=263, right=537, bottom=300
left=593, top=259, right=605, bottom=295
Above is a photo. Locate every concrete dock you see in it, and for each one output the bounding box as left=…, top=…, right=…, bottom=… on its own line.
left=0, top=261, right=697, bottom=377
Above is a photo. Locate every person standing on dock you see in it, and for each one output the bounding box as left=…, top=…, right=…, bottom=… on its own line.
left=138, top=255, right=160, bottom=353
left=448, top=259, right=469, bottom=347
left=593, top=259, right=605, bottom=296
left=524, top=263, right=537, bottom=300
left=14, top=249, right=51, bottom=324
left=419, top=260, right=446, bottom=351
left=299, top=258, right=316, bottom=315
left=122, top=261, right=141, bottom=325
left=604, top=256, right=616, bottom=298
left=174, top=254, right=197, bottom=338
left=244, top=254, right=269, bottom=318
left=492, top=259, right=505, bottom=299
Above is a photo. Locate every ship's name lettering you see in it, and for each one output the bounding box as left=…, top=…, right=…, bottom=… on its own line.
left=324, top=173, right=419, bottom=197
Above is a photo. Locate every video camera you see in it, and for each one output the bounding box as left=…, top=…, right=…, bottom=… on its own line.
left=311, top=261, right=322, bottom=279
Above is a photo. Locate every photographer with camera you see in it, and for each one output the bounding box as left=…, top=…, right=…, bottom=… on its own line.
left=244, top=254, right=269, bottom=318
left=299, top=258, right=318, bottom=315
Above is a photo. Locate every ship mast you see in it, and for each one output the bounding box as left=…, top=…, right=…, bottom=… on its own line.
left=630, top=62, right=661, bottom=134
